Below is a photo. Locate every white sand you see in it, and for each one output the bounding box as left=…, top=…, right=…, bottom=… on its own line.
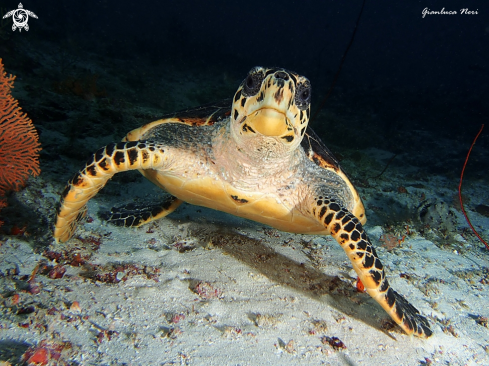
left=1, top=158, right=488, bottom=365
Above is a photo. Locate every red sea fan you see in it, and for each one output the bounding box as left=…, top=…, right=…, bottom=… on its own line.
left=0, top=59, right=41, bottom=221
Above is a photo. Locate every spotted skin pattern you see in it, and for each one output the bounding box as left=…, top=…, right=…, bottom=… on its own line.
left=54, top=67, right=432, bottom=338
left=54, top=141, right=174, bottom=242
left=313, top=197, right=431, bottom=337
left=100, top=196, right=182, bottom=227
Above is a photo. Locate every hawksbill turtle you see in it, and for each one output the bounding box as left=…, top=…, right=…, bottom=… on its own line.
left=54, top=66, right=432, bottom=337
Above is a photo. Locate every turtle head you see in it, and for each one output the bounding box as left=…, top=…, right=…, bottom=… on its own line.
left=230, top=67, right=311, bottom=155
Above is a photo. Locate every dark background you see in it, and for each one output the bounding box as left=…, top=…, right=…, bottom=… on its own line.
left=29, top=0, right=488, bottom=89
left=1, top=0, right=488, bottom=174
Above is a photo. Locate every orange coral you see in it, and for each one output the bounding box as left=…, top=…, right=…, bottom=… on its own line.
left=0, top=58, right=41, bottom=223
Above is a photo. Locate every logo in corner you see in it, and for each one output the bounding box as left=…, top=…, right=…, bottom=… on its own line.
left=2, top=3, right=38, bottom=32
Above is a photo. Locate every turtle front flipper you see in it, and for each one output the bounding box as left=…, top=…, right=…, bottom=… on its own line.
left=100, top=196, right=182, bottom=227
left=54, top=141, right=170, bottom=243
left=314, top=197, right=432, bottom=338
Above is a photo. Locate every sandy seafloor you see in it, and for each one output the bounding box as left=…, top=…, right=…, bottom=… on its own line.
left=0, top=50, right=488, bottom=365
left=1, top=145, right=488, bottom=365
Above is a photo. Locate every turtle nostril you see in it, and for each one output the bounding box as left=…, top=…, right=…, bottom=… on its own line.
left=274, top=71, right=289, bottom=81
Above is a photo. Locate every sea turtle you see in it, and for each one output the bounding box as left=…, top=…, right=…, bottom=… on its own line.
left=54, top=66, right=432, bottom=337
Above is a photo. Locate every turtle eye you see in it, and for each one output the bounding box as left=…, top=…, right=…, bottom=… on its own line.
left=242, top=69, right=264, bottom=97
left=295, top=81, right=311, bottom=110
left=246, top=75, right=254, bottom=88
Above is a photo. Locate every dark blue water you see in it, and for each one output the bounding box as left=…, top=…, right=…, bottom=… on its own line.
left=2, top=0, right=488, bottom=176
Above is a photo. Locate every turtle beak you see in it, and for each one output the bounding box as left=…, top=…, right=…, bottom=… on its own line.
left=244, top=79, right=293, bottom=137
left=246, top=108, right=289, bottom=137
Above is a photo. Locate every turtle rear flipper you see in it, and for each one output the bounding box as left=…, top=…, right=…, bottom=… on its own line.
left=54, top=141, right=170, bottom=243
left=100, top=196, right=182, bottom=227
left=314, top=196, right=432, bottom=337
